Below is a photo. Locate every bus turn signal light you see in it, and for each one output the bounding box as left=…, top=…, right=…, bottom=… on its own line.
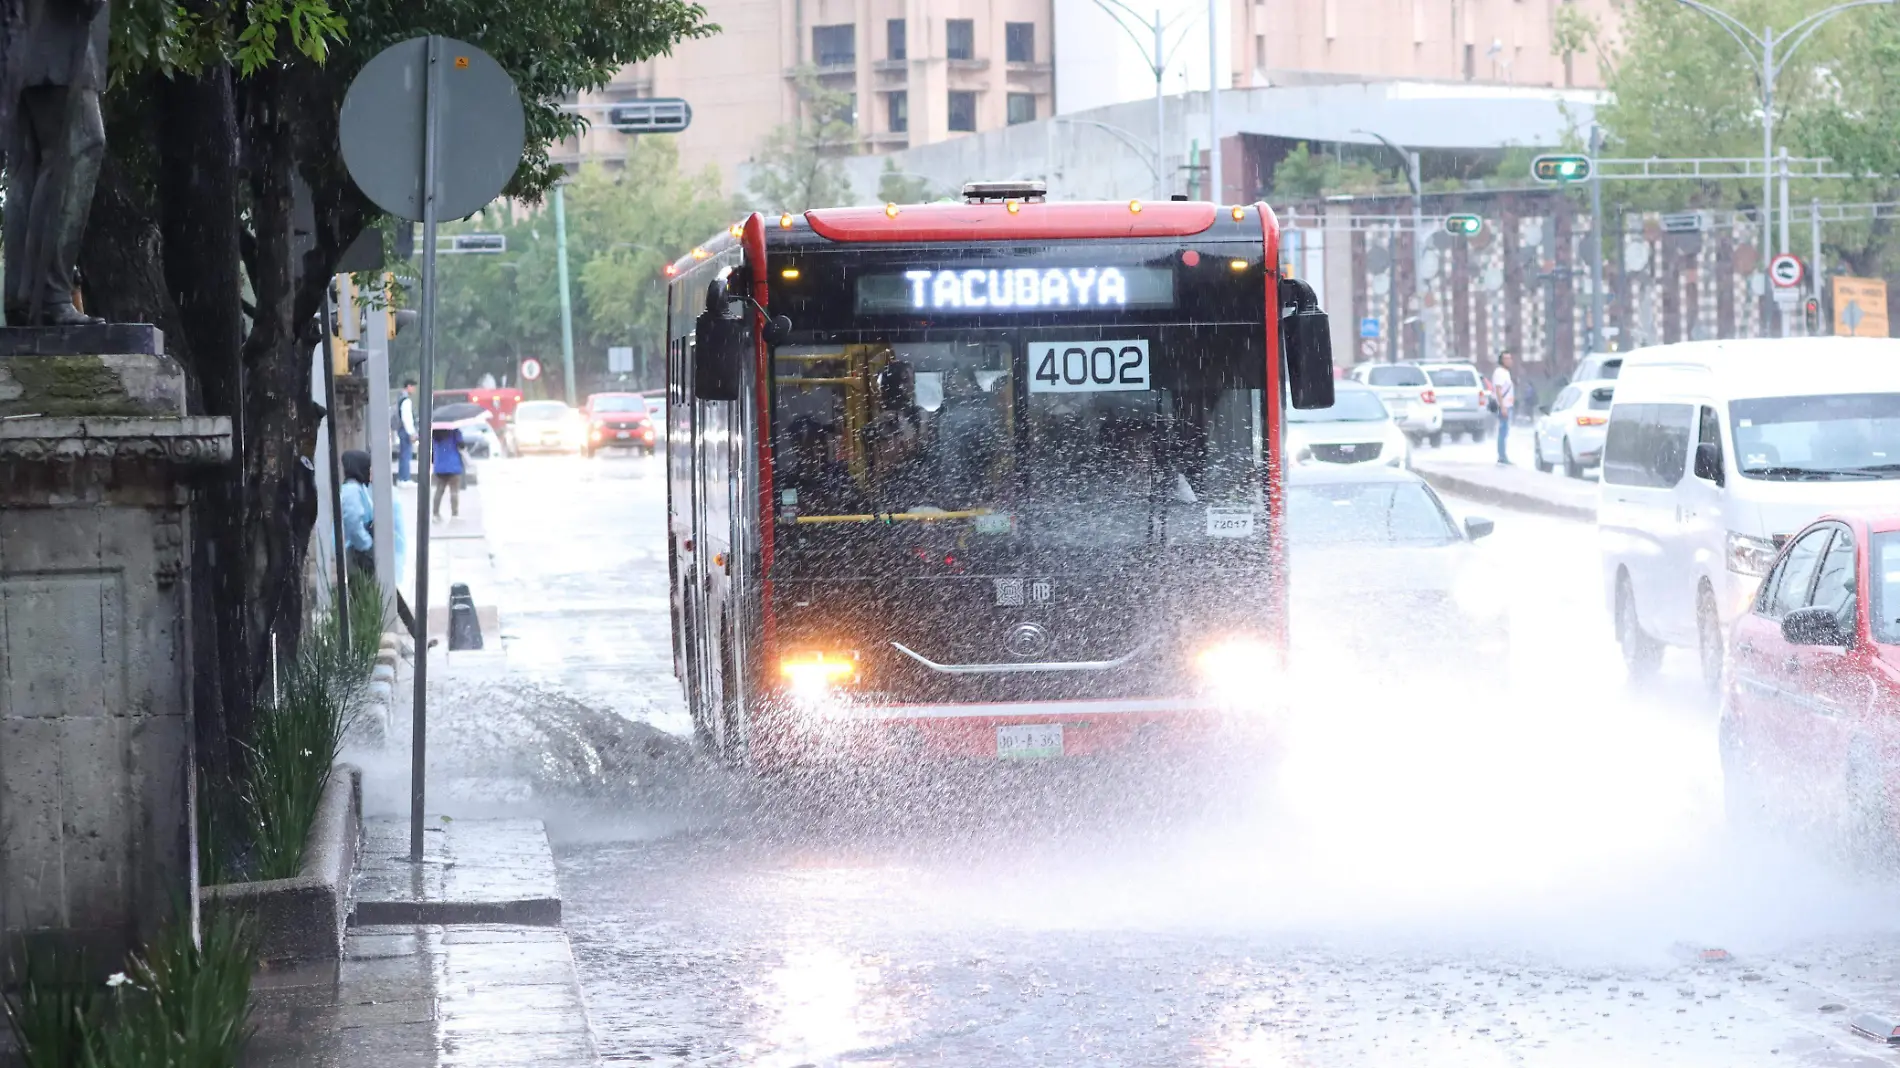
left=781, top=267, right=800, bottom=280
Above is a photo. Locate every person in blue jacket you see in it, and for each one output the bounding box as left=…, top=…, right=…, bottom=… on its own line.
left=431, top=424, right=465, bottom=519
left=339, top=449, right=375, bottom=577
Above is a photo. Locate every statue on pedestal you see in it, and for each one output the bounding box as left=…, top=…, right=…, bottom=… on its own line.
left=1, top=0, right=109, bottom=327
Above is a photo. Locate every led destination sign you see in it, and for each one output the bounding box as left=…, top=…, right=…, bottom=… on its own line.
left=856, top=265, right=1175, bottom=314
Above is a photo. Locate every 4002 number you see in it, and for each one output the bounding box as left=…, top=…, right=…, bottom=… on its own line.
left=1028, top=340, right=1150, bottom=393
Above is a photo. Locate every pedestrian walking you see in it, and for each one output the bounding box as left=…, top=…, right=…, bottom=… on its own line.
left=339, top=449, right=376, bottom=579
left=395, top=377, right=418, bottom=483
left=1491, top=351, right=1516, bottom=465
left=431, top=423, right=466, bottom=520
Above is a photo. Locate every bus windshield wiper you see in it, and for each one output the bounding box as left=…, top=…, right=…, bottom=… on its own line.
left=1742, top=464, right=1881, bottom=480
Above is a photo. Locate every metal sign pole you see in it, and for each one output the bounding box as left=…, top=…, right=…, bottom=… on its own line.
left=410, top=34, right=443, bottom=863
left=321, top=280, right=351, bottom=650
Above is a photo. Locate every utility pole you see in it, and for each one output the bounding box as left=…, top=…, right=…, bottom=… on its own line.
left=1207, top=0, right=1221, bottom=203
left=553, top=182, right=579, bottom=406
left=1589, top=124, right=1606, bottom=353
left=1811, top=195, right=1825, bottom=331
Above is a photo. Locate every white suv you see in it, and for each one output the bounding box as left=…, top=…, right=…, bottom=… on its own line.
left=1417, top=362, right=1489, bottom=442
left=1349, top=362, right=1445, bottom=444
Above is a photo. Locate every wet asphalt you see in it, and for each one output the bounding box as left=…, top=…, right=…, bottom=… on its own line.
left=457, top=451, right=1900, bottom=1068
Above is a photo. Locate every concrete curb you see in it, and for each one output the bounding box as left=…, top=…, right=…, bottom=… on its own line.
left=200, top=764, right=363, bottom=966
left=350, top=817, right=563, bottom=928
left=349, top=896, right=563, bottom=926
left=1415, top=467, right=1596, bottom=523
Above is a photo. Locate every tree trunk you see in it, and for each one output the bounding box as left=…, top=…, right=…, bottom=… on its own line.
left=238, top=67, right=320, bottom=709
left=158, top=65, right=251, bottom=776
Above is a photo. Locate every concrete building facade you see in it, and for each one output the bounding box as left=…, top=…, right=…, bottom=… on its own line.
left=1055, top=0, right=1618, bottom=120
left=560, top=0, right=1057, bottom=193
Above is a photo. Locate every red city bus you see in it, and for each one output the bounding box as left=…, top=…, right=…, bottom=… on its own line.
left=665, top=183, right=1335, bottom=766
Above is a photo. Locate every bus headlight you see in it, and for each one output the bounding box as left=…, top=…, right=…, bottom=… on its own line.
left=780, top=651, right=855, bottom=697
left=1196, top=636, right=1280, bottom=697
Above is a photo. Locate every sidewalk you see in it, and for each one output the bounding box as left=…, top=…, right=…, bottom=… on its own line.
left=1411, top=434, right=1598, bottom=522
left=244, top=818, right=594, bottom=1068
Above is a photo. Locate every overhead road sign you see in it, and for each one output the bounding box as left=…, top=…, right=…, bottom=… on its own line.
left=606, top=98, right=692, bottom=133
left=439, top=234, right=506, bottom=254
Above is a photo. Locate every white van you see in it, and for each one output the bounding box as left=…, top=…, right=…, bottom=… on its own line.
left=1599, top=338, right=1900, bottom=687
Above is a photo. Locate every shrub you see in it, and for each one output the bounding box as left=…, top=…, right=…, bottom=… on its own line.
left=5, top=910, right=256, bottom=1068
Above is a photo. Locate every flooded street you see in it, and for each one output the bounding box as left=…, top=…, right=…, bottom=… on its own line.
left=459, top=452, right=1900, bottom=1068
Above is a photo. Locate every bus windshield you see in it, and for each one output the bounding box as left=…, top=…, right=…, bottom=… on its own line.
left=771, top=326, right=1265, bottom=572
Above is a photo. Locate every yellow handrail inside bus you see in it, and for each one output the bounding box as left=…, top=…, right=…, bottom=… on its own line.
left=790, top=509, right=991, bottom=525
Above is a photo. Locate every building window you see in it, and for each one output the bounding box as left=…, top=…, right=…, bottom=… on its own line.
left=946, top=18, right=975, bottom=60
left=813, top=23, right=855, bottom=67
left=887, top=91, right=908, bottom=133
left=1007, top=92, right=1036, bottom=124
left=888, top=18, right=906, bottom=60
left=947, top=90, right=977, bottom=131
left=1006, top=22, right=1035, bottom=63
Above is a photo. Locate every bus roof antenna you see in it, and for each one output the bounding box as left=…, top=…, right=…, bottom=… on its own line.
left=963, top=180, right=1047, bottom=204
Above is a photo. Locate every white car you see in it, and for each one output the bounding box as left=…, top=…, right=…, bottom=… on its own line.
left=1533, top=379, right=1614, bottom=478
left=1348, top=362, right=1445, bottom=444
left=1599, top=338, right=1900, bottom=689
left=1418, top=362, right=1490, bottom=442
left=510, top=399, right=586, bottom=454
left=1285, top=380, right=1409, bottom=469
left=1287, top=466, right=1504, bottom=659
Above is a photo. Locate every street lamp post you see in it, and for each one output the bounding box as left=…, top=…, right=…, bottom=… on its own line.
left=1671, top=0, right=1894, bottom=258
left=1091, top=0, right=1194, bottom=199
left=1050, top=117, right=1163, bottom=197
left=1207, top=0, right=1221, bottom=203
left=1355, top=129, right=1429, bottom=363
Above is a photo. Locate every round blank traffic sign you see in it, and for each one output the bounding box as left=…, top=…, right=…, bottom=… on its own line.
left=520, top=358, right=542, bottom=381
left=339, top=36, right=526, bottom=221
left=1769, top=253, right=1805, bottom=288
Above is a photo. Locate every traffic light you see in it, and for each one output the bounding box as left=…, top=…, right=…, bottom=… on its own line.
left=1805, top=296, right=1821, bottom=334
left=1532, top=154, right=1593, bottom=182
left=1444, top=214, right=1483, bottom=235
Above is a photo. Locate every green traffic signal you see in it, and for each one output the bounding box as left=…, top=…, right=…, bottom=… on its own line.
left=1444, top=214, right=1483, bottom=235
left=1532, top=154, right=1593, bottom=182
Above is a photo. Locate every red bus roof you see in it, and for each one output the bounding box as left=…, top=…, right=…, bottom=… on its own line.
left=804, top=200, right=1222, bottom=242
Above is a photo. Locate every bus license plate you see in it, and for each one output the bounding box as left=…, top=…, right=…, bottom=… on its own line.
left=997, top=724, right=1063, bottom=759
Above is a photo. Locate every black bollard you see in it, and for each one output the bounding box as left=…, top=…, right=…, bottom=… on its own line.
left=448, top=582, right=484, bottom=650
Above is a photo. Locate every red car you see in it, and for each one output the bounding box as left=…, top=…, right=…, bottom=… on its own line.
left=1721, top=513, right=1900, bottom=843
left=582, top=392, right=657, bottom=457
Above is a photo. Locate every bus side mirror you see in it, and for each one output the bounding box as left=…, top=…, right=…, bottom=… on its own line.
left=1280, top=278, right=1334, bottom=410
left=694, top=277, right=745, bottom=401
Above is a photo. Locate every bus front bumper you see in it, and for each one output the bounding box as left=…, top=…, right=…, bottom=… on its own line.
left=750, top=695, right=1280, bottom=768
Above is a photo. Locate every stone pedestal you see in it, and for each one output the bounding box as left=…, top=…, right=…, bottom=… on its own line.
left=0, top=328, right=229, bottom=970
